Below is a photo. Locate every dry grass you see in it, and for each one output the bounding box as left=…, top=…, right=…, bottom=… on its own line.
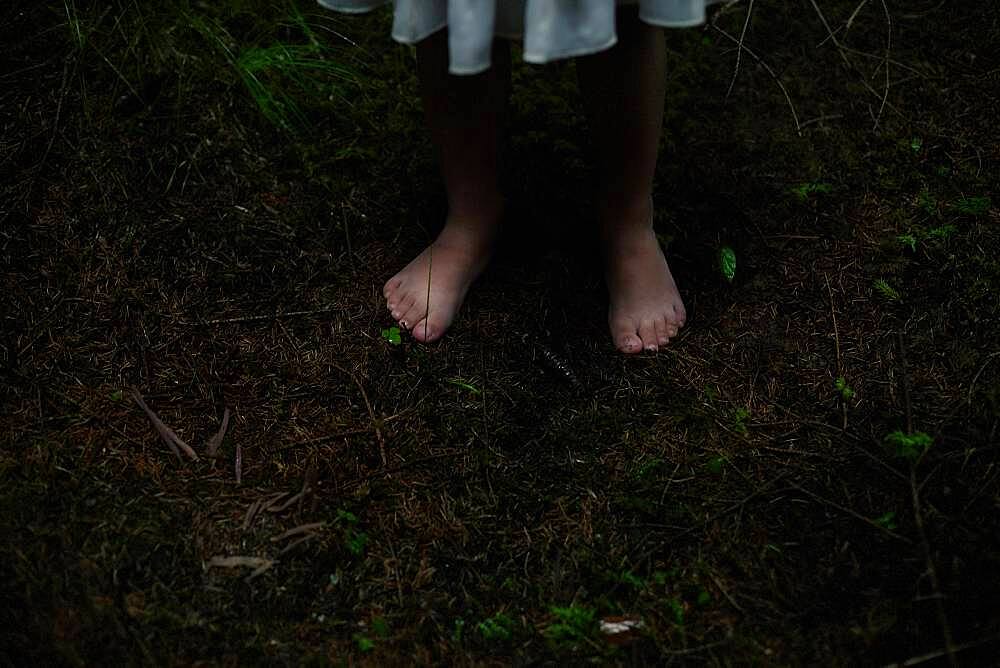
left=2, top=0, right=999, bottom=664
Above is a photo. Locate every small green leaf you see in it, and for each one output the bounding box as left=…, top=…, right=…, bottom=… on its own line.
left=896, top=234, right=917, bottom=252
left=452, top=618, right=465, bottom=642
left=617, top=570, right=646, bottom=589
left=835, top=376, right=855, bottom=400
left=352, top=634, right=374, bottom=652
left=336, top=509, right=358, bottom=524
left=346, top=530, right=368, bottom=555
left=884, top=430, right=932, bottom=461
left=477, top=613, right=515, bottom=641
left=380, top=326, right=401, bottom=345
left=874, top=511, right=898, bottom=530
left=706, top=456, right=725, bottom=474
left=371, top=616, right=390, bottom=638
left=446, top=378, right=481, bottom=394
left=109, top=389, right=124, bottom=402
left=790, top=181, right=833, bottom=201
left=696, top=588, right=712, bottom=606
left=873, top=279, right=901, bottom=301
left=719, top=245, right=737, bottom=282
left=927, top=224, right=956, bottom=240
left=953, top=196, right=991, bottom=216
left=917, top=188, right=938, bottom=215
left=909, top=137, right=923, bottom=153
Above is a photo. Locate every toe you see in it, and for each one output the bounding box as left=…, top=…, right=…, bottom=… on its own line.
left=670, top=302, right=687, bottom=328
left=383, top=276, right=402, bottom=299
left=654, top=318, right=669, bottom=346
left=410, top=317, right=440, bottom=343
left=638, top=320, right=658, bottom=352
left=611, top=319, right=642, bottom=354
left=618, top=333, right=642, bottom=354
left=398, top=300, right=424, bottom=329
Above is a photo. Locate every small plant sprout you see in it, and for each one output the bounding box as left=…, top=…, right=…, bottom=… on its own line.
left=718, top=245, right=737, bottom=283
left=336, top=509, right=368, bottom=555
left=446, top=378, right=481, bottom=394
left=664, top=598, right=685, bottom=625
left=616, top=570, right=646, bottom=589
left=352, top=633, right=374, bottom=652
left=917, top=188, right=938, bottom=215
left=477, top=612, right=515, bottom=641
left=884, top=430, right=933, bottom=462
left=874, top=511, right=898, bottom=530
left=953, top=196, right=991, bottom=216
left=896, top=234, right=918, bottom=252
left=452, top=618, right=465, bottom=642
left=873, top=279, right=901, bottom=301
left=371, top=616, right=390, bottom=639
left=835, top=376, right=855, bottom=400
left=909, top=137, right=923, bottom=153
left=790, top=181, right=832, bottom=201
left=706, top=456, right=725, bottom=474
left=927, top=224, right=957, bottom=240
left=544, top=605, right=598, bottom=646
left=731, top=407, right=750, bottom=435
left=380, top=326, right=401, bottom=345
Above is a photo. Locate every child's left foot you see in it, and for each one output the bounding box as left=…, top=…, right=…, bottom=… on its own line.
left=603, top=206, right=687, bottom=354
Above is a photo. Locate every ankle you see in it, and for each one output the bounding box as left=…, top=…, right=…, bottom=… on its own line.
left=597, top=196, right=653, bottom=239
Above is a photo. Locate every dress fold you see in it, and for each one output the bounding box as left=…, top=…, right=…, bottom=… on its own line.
left=318, top=0, right=718, bottom=74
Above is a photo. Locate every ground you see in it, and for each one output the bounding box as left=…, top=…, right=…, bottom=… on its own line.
left=2, top=0, right=999, bottom=664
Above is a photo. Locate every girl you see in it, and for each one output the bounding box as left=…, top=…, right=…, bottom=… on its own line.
left=320, top=1, right=715, bottom=353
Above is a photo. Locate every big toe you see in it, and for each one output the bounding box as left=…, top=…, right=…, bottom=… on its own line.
left=612, top=321, right=643, bottom=354
left=410, top=316, right=443, bottom=343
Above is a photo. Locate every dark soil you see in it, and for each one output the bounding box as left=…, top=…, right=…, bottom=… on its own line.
left=2, top=1, right=999, bottom=664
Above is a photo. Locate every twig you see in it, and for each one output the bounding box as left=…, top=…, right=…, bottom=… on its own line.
left=331, top=363, right=387, bottom=465
left=896, top=332, right=957, bottom=666
left=205, top=407, right=231, bottom=457
left=242, top=498, right=262, bottom=531
left=786, top=481, right=912, bottom=543
left=874, top=0, right=893, bottom=130
left=423, top=246, right=432, bottom=343
left=709, top=23, right=801, bottom=134
left=208, top=556, right=272, bottom=569
left=897, top=332, right=913, bottom=434
left=196, top=307, right=337, bottom=327
left=270, top=522, right=325, bottom=543
left=129, top=388, right=198, bottom=461
left=708, top=572, right=744, bottom=613
left=825, top=273, right=847, bottom=429
left=235, top=444, right=243, bottom=484
left=885, top=633, right=1000, bottom=667
left=806, top=0, right=900, bottom=127
left=725, top=0, right=755, bottom=100
left=278, top=533, right=319, bottom=555
left=909, top=468, right=957, bottom=666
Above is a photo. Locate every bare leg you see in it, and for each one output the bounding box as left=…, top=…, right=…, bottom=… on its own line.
left=576, top=8, right=687, bottom=354
left=384, top=30, right=509, bottom=342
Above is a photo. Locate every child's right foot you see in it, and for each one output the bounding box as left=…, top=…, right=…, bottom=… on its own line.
left=601, top=202, right=687, bottom=354
left=383, top=209, right=500, bottom=343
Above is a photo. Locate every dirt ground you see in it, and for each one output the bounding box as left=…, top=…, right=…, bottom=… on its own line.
left=2, top=0, right=999, bottom=664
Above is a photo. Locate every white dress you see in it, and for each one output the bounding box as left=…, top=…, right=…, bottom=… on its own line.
left=318, top=0, right=719, bottom=74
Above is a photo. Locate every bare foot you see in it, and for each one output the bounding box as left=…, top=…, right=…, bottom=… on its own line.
left=383, top=211, right=499, bottom=342
left=603, top=205, right=687, bottom=354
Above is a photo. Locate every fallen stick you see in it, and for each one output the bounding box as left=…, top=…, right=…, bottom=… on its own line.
left=207, top=556, right=272, bottom=569
left=205, top=407, right=231, bottom=457
left=270, top=523, right=325, bottom=543
left=129, top=388, right=198, bottom=461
